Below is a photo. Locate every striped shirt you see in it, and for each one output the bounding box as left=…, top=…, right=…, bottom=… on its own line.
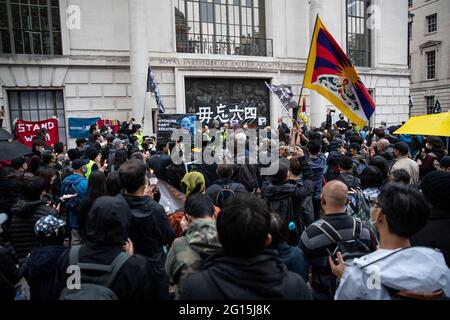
left=299, top=213, right=377, bottom=299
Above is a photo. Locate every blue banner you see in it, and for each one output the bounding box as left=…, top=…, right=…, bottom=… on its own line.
left=68, top=117, right=101, bottom=138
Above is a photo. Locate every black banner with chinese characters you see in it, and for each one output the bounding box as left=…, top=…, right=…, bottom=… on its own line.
left=185, top=78, right=271, bottom=128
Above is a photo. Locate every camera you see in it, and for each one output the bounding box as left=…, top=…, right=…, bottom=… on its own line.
left=284, top=146, right=294, bottom=155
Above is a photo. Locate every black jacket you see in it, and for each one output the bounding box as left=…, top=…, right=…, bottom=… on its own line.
left=117, top=193, right=174, bottom=259
left=0, top=243, right=22, bottom=286
left=25, top=245, right=66, bottom=300
left=336, top=172, right=361, bottom=190
left=411, top=208, right=450, bottom=268
left=148, top=152, right=172, bottom=182
left=180, top=250, right=312, bottom=300
left=0, top=171, right=33, bottom=216
left=9, top=199, right=58, bottom=261
left=262, top=156, right=315, bottom=230
left=54, top=196, right=157, bottom=300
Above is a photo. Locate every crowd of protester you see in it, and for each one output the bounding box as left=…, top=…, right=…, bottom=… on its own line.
left=0, top=114, right=450, bottom=300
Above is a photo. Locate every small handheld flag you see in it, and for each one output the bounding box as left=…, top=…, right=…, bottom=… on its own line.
left=147, top=66, right=165, bottom=114
left=302, top=16, right=376, bottom=127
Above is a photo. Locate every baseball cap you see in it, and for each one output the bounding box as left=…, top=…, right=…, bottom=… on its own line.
left=72, top=159, right=89, bottom=170
left=34, top=215, right=66, bottom=237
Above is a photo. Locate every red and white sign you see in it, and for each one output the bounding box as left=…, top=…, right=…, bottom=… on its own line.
left=15, top=118, right=60, bottom=147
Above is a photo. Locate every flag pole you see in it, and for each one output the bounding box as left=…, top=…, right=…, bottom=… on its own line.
left=297, top=14, right=319, bottom=111
left=264, top=82, right=295, bottom=123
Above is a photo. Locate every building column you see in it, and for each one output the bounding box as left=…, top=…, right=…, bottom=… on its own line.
left=128, top=0, right=152, bottom=134
left=309, top=0, right=327, bottom=128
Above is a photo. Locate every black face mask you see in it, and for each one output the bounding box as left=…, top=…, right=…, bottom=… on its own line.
left=340, top=117, right=344, bottom=120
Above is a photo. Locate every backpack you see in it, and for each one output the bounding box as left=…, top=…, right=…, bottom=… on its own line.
left=61, top=178, right=82, bottom=213
left=347, top=188, right=372, bottom=223
left=312, top=217, right=372, bottom=294
left=313, top=217, right=372, bottom=263
left=59, top=245, right=130, bottom=300
left=215, top=184, right=235, bottom=208
left=238, top=164, right=259, bottom=193
left=267, top=183, right=308, bottom=245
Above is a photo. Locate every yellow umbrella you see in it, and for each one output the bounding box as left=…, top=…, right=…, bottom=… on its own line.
left=394, top=112, right=450, bottom=137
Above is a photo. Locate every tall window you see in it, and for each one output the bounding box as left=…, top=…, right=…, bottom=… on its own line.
left=426, top=14, right=437, bottom=33
left=175, top=0, right=271, bottom=56
left=8, top=90, right=66, bottom=143
left=426, top=96, right=435, bottom=114
left=408, top=0, right=413, bottom=7
left=426, top=51, right=436, bottom=79
left=0, top=0, right=62, bottom=55
left=346, top=0, right=371, bottom=67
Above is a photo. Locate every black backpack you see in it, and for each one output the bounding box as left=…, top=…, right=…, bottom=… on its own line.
left=267, top=186, right=306, bottom=246
left=312, top=217, right=372, bottom=262
left=215, top=184, right=236, bottom=208
left=59, top=245, right=130, bottom=300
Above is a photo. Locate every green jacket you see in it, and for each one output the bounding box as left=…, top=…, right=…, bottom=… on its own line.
left=165, top=219, right=222, bottom=299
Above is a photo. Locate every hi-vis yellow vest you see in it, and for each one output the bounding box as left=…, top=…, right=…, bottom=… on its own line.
left=85, top=160, right=96, bottom=179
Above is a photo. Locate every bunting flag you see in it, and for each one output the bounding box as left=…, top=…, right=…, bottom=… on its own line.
left=300, top=96, right=307, bottom=113
left=303, top=16, right=376, bottom=127
left=147, top=66, right=165, bottom=114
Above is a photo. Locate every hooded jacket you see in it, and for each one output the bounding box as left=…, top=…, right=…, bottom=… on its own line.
left=116, top=193, right=174, bottom=260
left=180, top=250, right=312, bottom=300
left=308, top=154, right=326, bottom=200
left=55, top=196, right=157, bottom=300
left=272, top=243, right=308, bottom=282
left=335, top=247, right=450, bottom=300
left=165, top=219, right=222, bottom=298
left=61, top=174, right=88, bottom=229
left=9, top=199, right=58, bottom=261
left=0, top=170, right=33, bottom=215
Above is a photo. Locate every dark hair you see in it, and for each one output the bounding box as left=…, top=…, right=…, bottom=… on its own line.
left=369, top=157, right=388, bottom=180
left=270, top=158, right=290, bottom=185
left=349, top=134, right=363, bottom=146
left=377, top=183, right=430, bottom=238
left=394, top=142, right=409, bottom=156
left=87, top=171, right=107, bottom=204
left=217, top=194, right=271, bottom=258
left=27, top=155, right=41, bottom=174
left=307, top=140, right=321, bottom=156
left=390, top=169, right=411, bottom=184
left=106, top=171, right=122, bottom=196
left=217, top=164, right=233, bottom=178
left=67, top=148, right=83, bottom=162
left=130, top=152, right=144, bottom=162
left=426, top=136, right=445, bottom=157
left=119, top=159, right=146, bottom=193
left=339, top=155, right=354, bottom=171
left=269, top=213, right=288, bottom=246
left=35, top=166, right=56, bottom=193
left=289, top=156, right=303, bottom=176
left=54, top=142, right=64, bottom=155
left=307, top=131, right=322, bottom=142
left=11, top=157, right=26, bottom=170
left=41, top=150, right=53, bottom=165
left=76, top=138, right=86, bottom=148
left=184, top=194, right=214, bottom=219
left=349, top=142, right=361, bottom=153
left=22, top=176, right=46, bottom=201
left=86, top=147, right=99, bottom=161
left=114, top=149, right=128, bottom=171
left=89, top=124, right=98, bottom=134
left=360, top=166, right=383, bottom=189
left=374, top=128, right=385, bottom=139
